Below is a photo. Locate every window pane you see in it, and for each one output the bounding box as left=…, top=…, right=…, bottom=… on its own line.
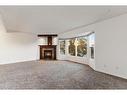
left=60, top=40, right=65, bottom=55
left=91, top=47, right=94, bottom=59
left=77, top=37, right=87, bottom=57
left=89, top=33, right=95, bottom=59
left=68, top=38, right=76, bottom=56
left=89, top=33, right=95, bottom=47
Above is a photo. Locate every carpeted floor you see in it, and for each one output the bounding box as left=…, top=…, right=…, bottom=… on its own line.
left=0, top=60, right=127, bottom=89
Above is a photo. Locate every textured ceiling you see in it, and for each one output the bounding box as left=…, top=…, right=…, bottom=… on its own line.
left=0, top=6, right=127, bottom=34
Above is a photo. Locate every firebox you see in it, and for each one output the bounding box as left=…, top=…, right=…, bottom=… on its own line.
left=44, top=50, right=52, bottom=59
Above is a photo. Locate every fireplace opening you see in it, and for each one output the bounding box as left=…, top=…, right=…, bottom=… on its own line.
left=44, top=50, right=52, bottom=60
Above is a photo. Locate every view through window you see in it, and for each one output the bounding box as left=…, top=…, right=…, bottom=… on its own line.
left=59, top=33, right=95, bottom=58
left=89, top=33, right=95, bottom=59
left=77, top=36, right=87, bottom=57
left=60, top=40, right=65, bottom=55
left=68, top=38, right=76, bottom=56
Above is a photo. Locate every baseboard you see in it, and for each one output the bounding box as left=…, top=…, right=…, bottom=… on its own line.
left=0, top=59, right=38, bottom=65
left=95, top=68, right=127, bottom=80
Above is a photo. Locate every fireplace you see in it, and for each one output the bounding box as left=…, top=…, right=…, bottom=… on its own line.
left=44, top=50, right=52, bottom=59
left=39, top=45, right=56, bottom=60
left=38, top=34, right=57, bottom=60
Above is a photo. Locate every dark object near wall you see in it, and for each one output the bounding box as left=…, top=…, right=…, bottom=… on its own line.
left=38, top=34, right=58, bottom=37
left=91, top=47, right=94, bottom=59
left=48, top=36, right=52, bottom=45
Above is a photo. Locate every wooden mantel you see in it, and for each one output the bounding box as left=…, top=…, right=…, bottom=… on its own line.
left=37, top=34, right=58, bottom=37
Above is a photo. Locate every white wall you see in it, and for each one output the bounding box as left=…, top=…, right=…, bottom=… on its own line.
left=52, top=37, right=58, bottom=45
left=58, top=13, right=127, bottom=79
left=38, top=36, right=58, bottom=45
left=0, top=17, right=38, bottom=64
left=95, top=14, right=127, bottom=79
left=38, top=37, right=47, bottom=45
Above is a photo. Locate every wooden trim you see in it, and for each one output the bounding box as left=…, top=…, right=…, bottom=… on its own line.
left=38, top=34, right=58, bottom=37
left=38, top=45, right=57, bottom=47
left=48, top=36, right=52, bottom=45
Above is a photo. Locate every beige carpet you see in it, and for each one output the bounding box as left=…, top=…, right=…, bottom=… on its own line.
left=0, top=60, right=127, bottom=89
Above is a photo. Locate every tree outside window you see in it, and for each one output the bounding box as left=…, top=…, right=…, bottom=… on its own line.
left=77, top=37, right=87, bottom=57
left=60, top=40, right=65, bottom=55
left=68, top=38, right=76, bottom=56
